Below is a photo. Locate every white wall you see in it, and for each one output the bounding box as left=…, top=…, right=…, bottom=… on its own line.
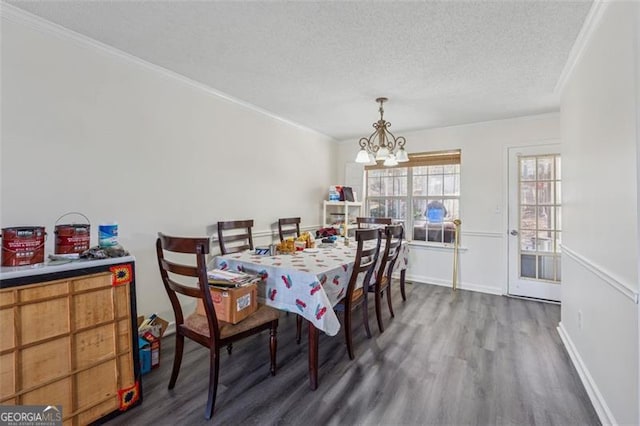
left=559, top=2, right=639, bottom=425
left=0, top=13, right=337, bottom=321
left=336, top=113, right=560, bottom=295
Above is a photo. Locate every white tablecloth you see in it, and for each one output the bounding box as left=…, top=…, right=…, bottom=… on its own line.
left=214, top=242, right=408, bottom=336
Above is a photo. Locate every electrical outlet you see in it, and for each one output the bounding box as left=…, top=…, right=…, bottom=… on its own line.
left=578, top=310, right=583, bottom=329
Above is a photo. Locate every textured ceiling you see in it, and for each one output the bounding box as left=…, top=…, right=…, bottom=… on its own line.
left=6, top=1, right=592, bottom=140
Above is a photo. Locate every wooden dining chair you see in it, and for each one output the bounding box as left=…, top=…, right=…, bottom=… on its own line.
left=334, top=228, right=381, bottom=360
left=356, top=216, right=392, bottom=229
left=217, top=220, right=254, bottom=255
left=278, top=217, right=301, bottom=242
left=156, top=233, right=280, bottom=420
left=369, top=224, right=404, bottom=333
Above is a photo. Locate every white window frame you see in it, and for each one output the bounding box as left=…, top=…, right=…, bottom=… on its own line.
left=364, top=151, right=461, bottom=245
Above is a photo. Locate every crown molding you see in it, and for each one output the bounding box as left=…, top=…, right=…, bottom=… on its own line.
left=0, top=3, right=335, bottom=142
left=554, top=1, right=610, bottom=95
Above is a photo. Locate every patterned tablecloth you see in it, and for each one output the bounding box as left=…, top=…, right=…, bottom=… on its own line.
left=213, top=242, right=408, bottom=336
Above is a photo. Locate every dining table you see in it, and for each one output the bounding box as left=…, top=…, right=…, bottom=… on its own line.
left=212, top=239, right=409, bottom=390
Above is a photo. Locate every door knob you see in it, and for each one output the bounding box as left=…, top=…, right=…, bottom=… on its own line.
left=510, top=229, right=519, bottom=236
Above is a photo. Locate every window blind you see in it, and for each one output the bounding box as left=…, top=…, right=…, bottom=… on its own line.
left=365, top=149, right=461, bottom=170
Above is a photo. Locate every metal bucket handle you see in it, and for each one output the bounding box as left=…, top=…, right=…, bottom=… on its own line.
left=55, top=212, right=90, bottom=227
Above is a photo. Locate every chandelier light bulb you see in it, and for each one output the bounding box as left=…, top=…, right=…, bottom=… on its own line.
left=396, top=147, right=409, bottom=162
left=376, top=145, right=390, bottom=160
left=383, top=154, right=398, bottom=167
left=367, top=152, right=377, bottom=165
left=355, top=148, right=370, bottom=163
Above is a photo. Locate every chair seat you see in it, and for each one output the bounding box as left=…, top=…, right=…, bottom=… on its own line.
left=352, top=287, right=364, bottom=300
left=185, top=304, right=281, bottom=340
left=368, top=276, right=390, bottom=292
left=334, top=287, right=365, bottom=312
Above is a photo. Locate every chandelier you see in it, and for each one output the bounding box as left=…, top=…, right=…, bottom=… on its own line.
left=355, top=97, right=409, bottom=166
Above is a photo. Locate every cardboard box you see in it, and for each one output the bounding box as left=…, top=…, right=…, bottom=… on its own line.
left=137, top=314, right=167, bottom=374
left=137, top=315, right=169, bottom=338
left=142, top=331, right=161, bottom=370
left=196, top=283, right=257, bottom=324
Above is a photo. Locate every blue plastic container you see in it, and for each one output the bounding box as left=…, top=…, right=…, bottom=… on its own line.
left=139, top=337, right=151, bottom=375
left=427, top=207, right=445, bottom=223
left=98, top=222, right=118, bottom=247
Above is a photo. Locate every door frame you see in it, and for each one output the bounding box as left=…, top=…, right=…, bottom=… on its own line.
left=503, top=140, right=561, bottom=298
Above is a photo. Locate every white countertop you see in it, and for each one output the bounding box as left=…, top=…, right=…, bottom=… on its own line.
left=0, top=255, right=136, bottom=281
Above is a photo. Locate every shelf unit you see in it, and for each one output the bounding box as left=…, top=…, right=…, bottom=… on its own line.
left=322, top=201, right=363, bottom=233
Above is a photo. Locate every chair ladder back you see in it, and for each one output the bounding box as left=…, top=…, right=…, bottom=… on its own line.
left=156, top=234, right=220, bottom=338
left=356, top=217, right=393, bottom=229
left=345, top=228, right=381, bottom=300
left=161, top=257, right=200, bottom=277
left=218, top=220, right=254, bottom=255
left=379, top=225, right=404, bottom=283
left=278, top=217, right=301, bottom=242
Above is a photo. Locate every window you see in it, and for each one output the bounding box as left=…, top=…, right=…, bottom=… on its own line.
left=365, top=150, right=461, bottom=243
left=519, top=155, right=561, bottom=282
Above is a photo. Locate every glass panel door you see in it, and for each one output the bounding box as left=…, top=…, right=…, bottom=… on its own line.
left=508, top=146, right=561, bottom=301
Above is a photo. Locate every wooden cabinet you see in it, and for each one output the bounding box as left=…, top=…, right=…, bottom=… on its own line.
left=0, top=257, right=141, bottom=425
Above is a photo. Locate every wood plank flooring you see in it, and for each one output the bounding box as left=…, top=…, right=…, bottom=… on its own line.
left=108, top=283, right=600, bottom=425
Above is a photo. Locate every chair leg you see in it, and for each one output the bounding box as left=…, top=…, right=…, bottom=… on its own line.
left=362, top=294, right=372, bottom=339
left=344, top=306, right=355, bottom=360
left=386, top=283, right=395, bottom=319
left=400, top=269, right=407, bottom=301
left=204, top=347, right=220, bottom=420
left=375, top=285, right=384, bottom=334
left=269, top=321, right=278, bottom=376
left=168, top=333, right=184, bottom=389
left=296, top=315, right=302, bottom=344
left=226, top=343, right=233, bottom=355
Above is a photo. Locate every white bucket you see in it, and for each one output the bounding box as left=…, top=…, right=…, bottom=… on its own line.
left=98, top=222, right=118, bottom=247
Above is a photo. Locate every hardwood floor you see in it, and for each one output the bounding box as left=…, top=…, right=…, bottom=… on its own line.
left=108, top=283, right=600, bottom=425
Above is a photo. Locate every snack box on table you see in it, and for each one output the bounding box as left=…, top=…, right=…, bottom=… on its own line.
left=196, top=282, right=258, bottom=324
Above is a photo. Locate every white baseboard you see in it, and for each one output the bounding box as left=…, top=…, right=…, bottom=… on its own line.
left=405, top=273, right=503, bottom=296
left=557, top=322, right=616, bottom=426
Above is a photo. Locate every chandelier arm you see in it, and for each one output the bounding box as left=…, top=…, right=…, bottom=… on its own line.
left=358, top=137, right=370, bottom=150
left=361, top=128, right=381, bottom=153
left=383, top=127, right=401, bottom=152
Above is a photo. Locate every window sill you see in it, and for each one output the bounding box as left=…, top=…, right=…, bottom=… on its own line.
left=407, top=240, right=468, bottom=252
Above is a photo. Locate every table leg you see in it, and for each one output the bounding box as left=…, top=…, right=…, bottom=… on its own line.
left=400, top=269, right=407, bottom=301
left=308, top=320, right=319, bottom=390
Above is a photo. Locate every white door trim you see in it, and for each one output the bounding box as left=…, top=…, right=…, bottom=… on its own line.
left=502, top=140, right=561, bottom=297
left=507, top=143, right=562, bottom=301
